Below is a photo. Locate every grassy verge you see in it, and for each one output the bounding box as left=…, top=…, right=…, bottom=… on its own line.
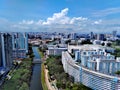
left=1, top=58, right=32, bottom=90
left=41, top=63, right=48, bottom=90
left=38, top=48, right=44, bottom=58
left=38, top=47, right=48, bottom=90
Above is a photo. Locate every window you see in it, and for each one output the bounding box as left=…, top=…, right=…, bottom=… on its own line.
left=83, top=52, right=86, bottom=55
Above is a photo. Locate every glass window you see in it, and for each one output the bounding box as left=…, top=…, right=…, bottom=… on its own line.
left=83, top=52, right=86, bottom=55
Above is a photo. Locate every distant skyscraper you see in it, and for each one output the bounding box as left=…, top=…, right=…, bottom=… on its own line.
left=90, top=32, right=94, bottom=39
left=70, top=33, right=77, bottom=40
left=97, top=34, right=105, bottom=40
left=112, top=30, right=117, bottom=37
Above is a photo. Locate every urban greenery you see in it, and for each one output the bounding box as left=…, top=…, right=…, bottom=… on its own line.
left=1, top=58, right=32, bottom=90
left=45, top=55, right=92, bottom=90
left=38, top=45, right=49, bottom=90
left=113, top=48, right=120, bottom=57
left=1, top=43, right=34, bottom=90
left=39, top=45, right=48, bottom=53
left=27, top=43, right=35, bottom=58
left=65, top=39, right=71, bottom=44
left=115, top=70, right=120, bottom=75
left=112, top=40, right=120, bottom=46
left=111, top=40, right=120, bottom=57
left=41, top=63, right=48, bottom=90
left=81, top=39, right=92, bottom=45
left=38, top=48, right=44, bottom=58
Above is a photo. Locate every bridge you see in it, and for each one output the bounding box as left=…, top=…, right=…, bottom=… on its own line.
left=32, top=59, right=42, bottom=64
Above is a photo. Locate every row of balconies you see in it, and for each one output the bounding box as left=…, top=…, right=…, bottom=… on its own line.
left=62, top=51, right=120, bottom=90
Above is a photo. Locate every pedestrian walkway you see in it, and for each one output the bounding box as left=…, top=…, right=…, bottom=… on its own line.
left=44, top=66, right=57, bottom=90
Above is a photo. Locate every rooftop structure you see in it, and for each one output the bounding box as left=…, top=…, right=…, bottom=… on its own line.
left=68, top=44, right=115, bottom=54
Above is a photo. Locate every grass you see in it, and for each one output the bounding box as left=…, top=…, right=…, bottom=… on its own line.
left=41, top=63, right=48, bottom=90
left=38, top=48, right=44, bottom=58
left=38, top=48, right=48, bottom=90
left=1, top=58, right=32, bottom=90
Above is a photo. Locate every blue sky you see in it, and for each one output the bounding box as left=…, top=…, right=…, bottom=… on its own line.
left=1, top=0, right=120, bottom=33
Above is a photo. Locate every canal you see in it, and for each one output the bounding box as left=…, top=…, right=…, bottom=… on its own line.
left=30, top=47, right=43, bottom=90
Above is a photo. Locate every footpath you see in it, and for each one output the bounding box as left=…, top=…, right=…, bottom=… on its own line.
left=44, top=66, right=56, bottom=90
left=42, top=56, right=57, bottom=90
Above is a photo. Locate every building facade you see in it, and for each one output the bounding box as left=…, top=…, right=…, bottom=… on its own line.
left=0, top=33, right=13, bottom=68
left=47, top=45, right=67, bottom=56
left=62, top=51, right=120, bottom=90
left=12, top=32, right=28, bottom=59
left=62, top=45, right=120, bottom=90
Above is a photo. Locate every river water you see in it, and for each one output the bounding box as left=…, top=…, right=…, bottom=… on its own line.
left=30, top=47, right=43, bottom=90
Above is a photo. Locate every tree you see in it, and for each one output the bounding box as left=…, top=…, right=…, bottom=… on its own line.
left=72, top=83, right=92, bottom=90
left=81, top=39, right=92, bottom=45
left=107, top=43, right=111, bottom=47
left=65, top=40, right=71, bottom=44
left=29, top=54, right=35, bottom=58
left=116, top=40, right=120, bottom=45
left=56, top=81, right=62, bottom=89
left=19, top=82, right=29, bottom=90
left=101, top=42, right=105, bottom=46
left=115, top=70, right=120, bottom=75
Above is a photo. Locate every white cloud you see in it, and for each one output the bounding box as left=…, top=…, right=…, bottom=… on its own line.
left=70, top=17, right=88, bottom=24
left=43, top=8, right=70, bottom=25
left=1, top=8, right=120, bottom=33
left=42, top=8, right=88, bottom=25
left=93, top=20, right=102, bottom=25
left=17, top=8, right=88, bottom=27
left=93, top=7, right=120, bottom=17
left=19, top=20, right=34, bottom=25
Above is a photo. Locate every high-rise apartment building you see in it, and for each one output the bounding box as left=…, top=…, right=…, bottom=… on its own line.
left=12, top=32, right=28, bottom=59
left=90, top=32, right=94, bottom=39
left=62, top=45, right=120, bottom=90
left=97, top=34, right=105, bottom=40
left=112, top=30, right=117, bottom=37
left=0, top=33, right=13, bottom=68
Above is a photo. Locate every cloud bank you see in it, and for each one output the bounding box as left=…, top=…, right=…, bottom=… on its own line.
left=0, top=8, right=120, bottom=33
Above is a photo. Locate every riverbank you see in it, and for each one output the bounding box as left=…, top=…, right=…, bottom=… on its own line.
left=38, top=48, right=55, bottom=90
left=38, top=48, right=48, bottom=90
left=1, top=58, right=32, bottom=90
left=38, top=48, right=44, bottom=58
left=41, top=63, right=48, bottom=90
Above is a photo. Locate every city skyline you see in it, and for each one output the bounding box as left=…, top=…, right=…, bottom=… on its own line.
left=1, top=0, right=120, bottom=33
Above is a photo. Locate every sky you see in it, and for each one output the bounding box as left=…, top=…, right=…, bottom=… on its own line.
left=1, top=0, right=120, bottom=33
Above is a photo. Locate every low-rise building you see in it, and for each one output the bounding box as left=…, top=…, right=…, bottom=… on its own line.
left=46, top=45, right=67, bottom=56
